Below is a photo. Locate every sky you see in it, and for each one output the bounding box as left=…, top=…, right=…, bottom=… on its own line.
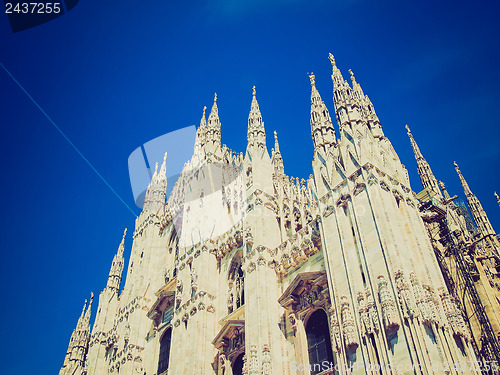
left=1, top=0, right=499, bottom=373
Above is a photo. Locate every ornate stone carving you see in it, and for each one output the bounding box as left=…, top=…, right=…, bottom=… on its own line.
left=261, top=344, right=271, bottom=375
left=242, top=354, right=248, bottom=375
left=359, top=289, right=376, bottom=336
left=394, top=270, right=414, bottom=319
left=340, top=296, right=358, bottom=348
left=410, top=272, right=432, bottom=324
left=439, top=287, right=470, bottom=340
left=377, top=275, right=400, bottom=331
left=357, top=291, right=373, bottom=336
left=288, top=312, right=298, bottom=332
left=248, top=345, right=258, bottom=375
left=328, top=305, right=342, bottom=353
left=297, top=288, right=320, bottom=311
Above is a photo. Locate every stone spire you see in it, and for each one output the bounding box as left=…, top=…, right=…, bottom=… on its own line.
left=106, top=229, right=127, bottom=291
left=83, top=292, right=93, bottom=325
left=247, top=86, right=267, bottom=153
left=406, top=125, right=442, bottom=197
left=329, top=53, right=352, bottom=118
left=143, top=152, right=168, bottom=213
left=455, top=161, right=496, bottom=236
left=60, top=294, right=93, bottom=375
left=309, top=72, right=336, bottom=152
left=271, top=130, right=285, bottom=176
left=329, top=53, right=384, bottom=139
left=76, top=298, right=87, bottom=330
left=454, top=161, right=472, bottom=197
left=159, top=152, right=167, bottom=178
left=196, top=106, right=207, bottom=148
left=349, top=69, right=365, bottom=100
left=205, top=93, right=222, bottom=154
left=495, top=192, right=500, bottom=207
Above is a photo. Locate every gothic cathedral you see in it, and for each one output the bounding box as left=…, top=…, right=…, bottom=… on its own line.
left=60, top=54, right=500, bottom=375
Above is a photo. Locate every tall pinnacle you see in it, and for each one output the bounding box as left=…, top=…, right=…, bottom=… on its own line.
left=200, top=105, right=207, bottom=128
left=143, top=153, right=168, bottom=213
left=309, top=72, right=336, bottom=152
left=83, top=292, right=93, bottom=324
left=107, top=229, right=127, bottom=291
left=455, top=161, right=496, bottom=236
left=272, top=130, right=284, bottom=176
left=349, top=69, right=364, bottom=98
left=159, top=152, right=167, bottom=177
left=118, top=228, right=127, bottom=257
left=329, top=53, right=347, bottom=90
left=247, top=86, right=267, bottom=153
left=454, top=161, right=472, bottom=197
left=206, top=93, right=222, bottom=152
left=76, top=299, right=87, bottom=329
left=328, top=53, right=356, bottom=133
left=194, top=106, right=208, bottom=154
left=406, top=125, right=442, bottom=197
left=152, top=162, right=158, bottom=178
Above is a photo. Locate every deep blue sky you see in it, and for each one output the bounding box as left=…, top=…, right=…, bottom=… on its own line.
left=1, top=1, right=499, bottom=373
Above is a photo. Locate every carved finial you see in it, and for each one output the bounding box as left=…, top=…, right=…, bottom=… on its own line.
left=274, top=130, right=280, bottom=152
left=309, top=72, right=316, bottom=86
left=201, top=106, right=207, bottom=124
left=117, top=228, right=127, bottom=257
left=199, top=106, right=208, bottom=133
left=328, top=53, right=336, bottom=66
left=252, top=86, right=256, bottom=97
left=495, top=192, right=500, bottom=206
left=214, top=92, right=217, bottom=103
left=348, top=69, right=356, bottom=83
left=81, top=299, right=88, bottom=317
left=405, top=124, right=411, bottom=133
left=439, top=181, right=446, bottom=190
left=159, top=152, right=167, bottom=176
left=153, top=162, right=158, bottom=177
left=454, top=161, right=459, bottom=169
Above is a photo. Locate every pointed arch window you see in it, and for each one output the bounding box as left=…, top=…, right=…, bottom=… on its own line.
left=228, top=251, right=245, bottom=314
left=306, top=309, right=334, bottom=374
left=158, top=328, right=172, bottom=375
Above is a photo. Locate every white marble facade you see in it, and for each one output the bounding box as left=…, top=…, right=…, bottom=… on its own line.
left=60, top=54, right=496, bottom=375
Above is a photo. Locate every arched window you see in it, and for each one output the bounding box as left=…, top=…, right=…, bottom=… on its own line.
left=306, top=309, right=334, bottom=375
left=232, top=352, right=244, bottom=375
left=157, top=328, right=172, bottom=374
left=228, top=252, right=244, bottom=314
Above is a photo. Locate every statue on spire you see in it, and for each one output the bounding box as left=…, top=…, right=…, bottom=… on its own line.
left=328, top=53, right=336, bottom=66
left=349, top=69, right=356, bottom=83
left=246, top=85, right=266, bottom=154
left=274, top=130, right=280, bottom=153
left=309, top=72, right=315, bottom=86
